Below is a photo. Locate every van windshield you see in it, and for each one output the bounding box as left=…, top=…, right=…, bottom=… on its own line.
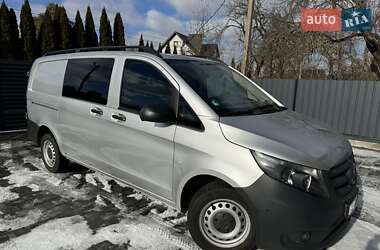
left=165, top=59, right=286, bottom=117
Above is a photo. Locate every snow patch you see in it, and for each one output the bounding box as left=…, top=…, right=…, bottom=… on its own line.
left=0, top=186, right=19, bottom=203
left=0, top=215, right=194, bottom=250
left=95, top=195, right=107, bottom=207
left=330, top=219, right=380, bottom=250
left=127, top=192, right=145, bottom=200
left=159, top=207, right=181, bottom=219
left=27, top=184, right=40, bottom=192
left=0, top=143, right=11, bottom=150
left=2, top=159, right=13, bottom=167
left=72, top=174, right=83, bottom=180
left=0, top=151, right=12, bottom=158
left=0, top=210, right=43, bottom=231
left=354, top=148, right=380, bottom=160
left=22, top=156, right=44, bottom=170
left=85, top=174, right=98, bottom=187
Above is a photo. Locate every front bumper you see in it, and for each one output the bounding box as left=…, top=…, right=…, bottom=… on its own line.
left=237, top=174, right=358, bottom=250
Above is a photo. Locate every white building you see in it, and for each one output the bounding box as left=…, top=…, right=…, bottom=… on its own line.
left=160, top=32, right=219, bottom=59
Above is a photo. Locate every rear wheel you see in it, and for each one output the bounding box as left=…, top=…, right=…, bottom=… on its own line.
left=188, top=182, right=256, bottom=250
left=40, top=133, right=68, bottom=173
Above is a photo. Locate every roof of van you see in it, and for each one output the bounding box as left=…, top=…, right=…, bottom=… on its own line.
left=161, top=54, right=216, bottom=62
left=36, top=51, right=218, bottom=64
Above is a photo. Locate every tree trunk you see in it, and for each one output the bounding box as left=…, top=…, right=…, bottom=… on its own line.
left=363, top=32, right=380, bottom=79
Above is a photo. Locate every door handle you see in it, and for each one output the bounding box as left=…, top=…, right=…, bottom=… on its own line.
left=112, top=113, right=126, bottom=122
left=90, top=107, right=103, bottom=116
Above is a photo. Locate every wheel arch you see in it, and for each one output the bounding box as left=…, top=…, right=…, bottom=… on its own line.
left=177, top=172, right=238, bottom=213
left=36, top=124, right=60, bottom=147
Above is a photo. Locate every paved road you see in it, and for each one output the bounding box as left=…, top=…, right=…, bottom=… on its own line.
left=0, top=133, right=379, bottom=250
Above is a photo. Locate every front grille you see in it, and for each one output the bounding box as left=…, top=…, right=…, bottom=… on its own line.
left=328, top=157, right=356, bottom=197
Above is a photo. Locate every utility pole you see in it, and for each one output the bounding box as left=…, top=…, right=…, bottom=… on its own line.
left=241, top=0, right=254, bottom=76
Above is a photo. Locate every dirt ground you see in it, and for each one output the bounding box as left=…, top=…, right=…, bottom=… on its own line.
left=0, top=133, right=379, bottom=250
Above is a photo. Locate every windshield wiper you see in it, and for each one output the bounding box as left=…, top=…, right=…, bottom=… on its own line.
left=220, top=108, right=257, bottom=116
left=220, top=103, right=287, bottom=117
left=253, top=104, right=287, bottom=113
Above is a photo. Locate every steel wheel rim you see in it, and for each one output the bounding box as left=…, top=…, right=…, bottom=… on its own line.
left=43, top=140, right=56, bottom=168
left=199, top=199, right=251, bottom=248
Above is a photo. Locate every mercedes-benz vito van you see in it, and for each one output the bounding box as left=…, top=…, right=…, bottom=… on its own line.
left=27, top=46, right=358, bottom=250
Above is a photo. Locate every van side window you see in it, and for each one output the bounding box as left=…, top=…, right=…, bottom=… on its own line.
left=178, top=95, right=204, bottom=131
left=120, top=60, right=176, bottom=112
left=62, top=58, right=114, bottom=105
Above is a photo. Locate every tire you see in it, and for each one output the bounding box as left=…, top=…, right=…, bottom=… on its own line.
left=40, top=133, right=68, bottom=173
left=188, top=182, right=256, bottom=250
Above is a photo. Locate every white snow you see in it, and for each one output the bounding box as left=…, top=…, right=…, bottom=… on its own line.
left=0, top=142, right=11, bottom=150
left=27, top=183, right=40, bottom=192
left=95, top=195, right=107, bottom=207
left=0, top=210, right=43, bottom=231
left=0, top=215, right=195, bottom=250
left=0, top=186, right=19, bottom=203
left=127, top=193, right=145, bottom=200
left=354, top=148, right=380, bottom=161
left=1, top=140, right=380, bottom=250
left=330, top=219, right=380, bottom=250
left=85, top=174, right=98, bottom=187
left=158, top=207, right=181, bottom=219
left=0, top=161, right=92, bottom=202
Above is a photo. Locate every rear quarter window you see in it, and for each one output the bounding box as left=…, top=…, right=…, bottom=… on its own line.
left=32, top=60, right=67, bottom=96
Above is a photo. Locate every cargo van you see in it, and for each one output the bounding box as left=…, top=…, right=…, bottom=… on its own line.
left=27, top=46, right=358, bottom=250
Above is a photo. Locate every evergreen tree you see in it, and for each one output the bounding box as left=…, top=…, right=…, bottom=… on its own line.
left=99, top=8, right=112, bottom=46
left=58, top=7, right=71, bottom=49
left=158, top=42, right=162, bottom=52
left=85, top=6, right=98, bottom=47
left=72, top=11, right=85, bottom=48
left=150, top=41, right=154, bottom=50
left=113, top=13, right=125, bottom=46
left=164, top=45, right=170, bottom=54
left=46, top=3, right=59, bottom=18
left=50, top=4, right=60, bottom=50
left=139, top=34, right=144, bottom=46
left=9, top=8, right=22, bottom=59
left=20, top=0, right=38, bottom=59
left=39, top=9, right=55, bottom=55
left=173, top=44, right=178, bottom=54
left=0, top=2, right=13, bottom=59
left=230, top=57, right=236, bottom=68
left=145, top=40, right=149, bottom=47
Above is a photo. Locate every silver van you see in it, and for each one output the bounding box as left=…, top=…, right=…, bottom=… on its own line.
left=27, top=47, right=358, bottom=250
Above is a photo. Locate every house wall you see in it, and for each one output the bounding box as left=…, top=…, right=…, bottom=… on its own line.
left=161, top=34, right=193, bottom=55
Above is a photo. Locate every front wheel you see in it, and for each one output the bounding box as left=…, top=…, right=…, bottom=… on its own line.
left=188, top=182, right=256, bottom=250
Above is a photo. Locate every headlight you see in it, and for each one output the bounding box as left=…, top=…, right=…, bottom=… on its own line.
left=252, top=151, right=326, bottom=197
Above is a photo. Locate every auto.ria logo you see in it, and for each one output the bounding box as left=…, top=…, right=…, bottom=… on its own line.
left=301, top=8, right=372, bottom=32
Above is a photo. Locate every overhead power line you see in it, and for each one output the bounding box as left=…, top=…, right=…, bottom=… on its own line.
left=197, top=0, right=226, bottom=33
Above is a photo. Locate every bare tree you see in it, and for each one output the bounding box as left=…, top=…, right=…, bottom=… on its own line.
left=220, top=0, right=379, bottom=79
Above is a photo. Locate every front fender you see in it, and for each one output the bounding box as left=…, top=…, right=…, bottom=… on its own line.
left=175, top=168, right=263, bottom=211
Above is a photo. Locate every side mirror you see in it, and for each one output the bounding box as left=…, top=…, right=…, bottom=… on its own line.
left=140, top=104, right=175, bottom=123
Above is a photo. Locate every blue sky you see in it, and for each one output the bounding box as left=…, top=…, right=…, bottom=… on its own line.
left=5, top=1, right=233, bottom=49
left=3, top=0, right=243, bottom=62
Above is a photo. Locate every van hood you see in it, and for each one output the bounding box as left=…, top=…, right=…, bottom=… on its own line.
left=219, top=110, right=352, bottom=170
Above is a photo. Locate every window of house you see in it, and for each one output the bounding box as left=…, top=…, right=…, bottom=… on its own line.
left=62, top=58, right=114, bottom=105
left=120, top=60, right=177, bottom=112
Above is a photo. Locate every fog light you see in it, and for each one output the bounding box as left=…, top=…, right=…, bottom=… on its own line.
left=301, top=232, right=311, bottom=242
left=288, top=231, right=311, bottom=244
